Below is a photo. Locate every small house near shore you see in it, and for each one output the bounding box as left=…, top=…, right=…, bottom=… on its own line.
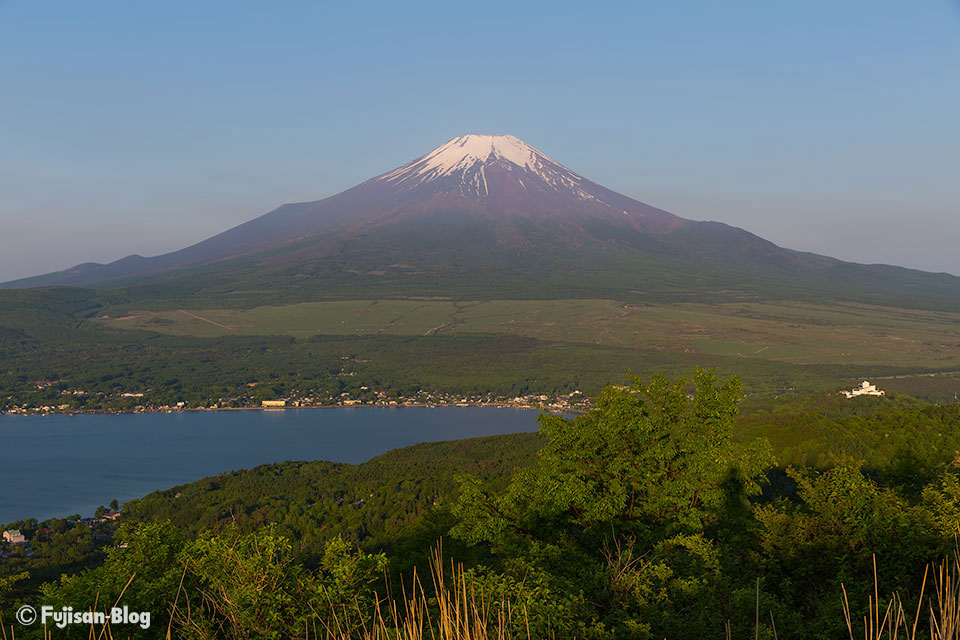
left=2, top=529, right=26, bottom=544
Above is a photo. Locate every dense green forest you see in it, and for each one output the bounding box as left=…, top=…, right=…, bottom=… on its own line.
left=5, top=371, right=960, bottom=638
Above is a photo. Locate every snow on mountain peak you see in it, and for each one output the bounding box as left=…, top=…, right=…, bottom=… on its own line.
left=379, top=134, right=587, bottom=197
left=423, top=134, right=541, bottom=173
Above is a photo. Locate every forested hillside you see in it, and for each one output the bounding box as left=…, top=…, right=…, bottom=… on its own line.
left=7, top=288, right=960, bottom=416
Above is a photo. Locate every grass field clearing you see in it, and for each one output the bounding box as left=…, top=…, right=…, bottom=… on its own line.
left=99, top=299, right=960, bottom=369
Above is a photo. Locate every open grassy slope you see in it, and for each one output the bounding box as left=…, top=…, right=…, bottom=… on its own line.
left=100, top=298, right=960, bottom=368
left=5, top=287, right=960, bottom=408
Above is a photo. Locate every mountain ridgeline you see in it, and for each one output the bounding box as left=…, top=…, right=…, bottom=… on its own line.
left=5, top=134, right=959, bottom=310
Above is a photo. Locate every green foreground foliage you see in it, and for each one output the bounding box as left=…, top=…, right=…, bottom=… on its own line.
left=4, top=370, right=960, bottom=639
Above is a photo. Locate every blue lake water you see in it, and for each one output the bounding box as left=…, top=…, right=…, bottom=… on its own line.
left=0, top=407, right=540, bottom=524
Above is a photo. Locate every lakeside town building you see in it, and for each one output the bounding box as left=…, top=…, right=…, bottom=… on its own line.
left=2, top=529, right=26, bottom=544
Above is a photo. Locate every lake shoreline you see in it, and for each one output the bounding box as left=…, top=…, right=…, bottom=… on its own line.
left=0, top=401, right=585, bottom=417
left=0, top=406, right=543, bottom=524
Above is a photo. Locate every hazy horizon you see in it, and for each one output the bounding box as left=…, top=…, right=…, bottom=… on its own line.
left=2, top=1, right=958, bottom=281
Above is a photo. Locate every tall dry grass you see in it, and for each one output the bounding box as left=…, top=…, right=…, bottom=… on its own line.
left=840, top=552, right=960, bottom=640
left=307, top=545, right=527, bottom=640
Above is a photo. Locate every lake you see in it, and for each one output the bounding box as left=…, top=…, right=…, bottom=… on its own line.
left=0, top=406, right=541, bottom=524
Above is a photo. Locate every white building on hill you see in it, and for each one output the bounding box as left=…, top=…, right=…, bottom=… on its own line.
left=841, top=381, right=885, bottom=398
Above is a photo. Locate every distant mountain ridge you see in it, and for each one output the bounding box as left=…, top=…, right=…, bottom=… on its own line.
left=5, top=134, right=959, bottom=310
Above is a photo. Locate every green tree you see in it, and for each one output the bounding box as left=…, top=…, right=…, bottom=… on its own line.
left=39, top=521, right=186, bottom=639
left=174, top=527, right=386, bottom=640
left=452, top=369, right=774, bottom=638
left=755, top=463, right=940, bottom=639
left=0, top=571, right=28, bottom=611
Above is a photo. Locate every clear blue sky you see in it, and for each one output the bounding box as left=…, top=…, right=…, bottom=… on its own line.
left=1, top=0, right=958, bottom=281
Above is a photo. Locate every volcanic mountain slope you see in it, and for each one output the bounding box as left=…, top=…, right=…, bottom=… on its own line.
left=6, top=134, right=960, bottom=309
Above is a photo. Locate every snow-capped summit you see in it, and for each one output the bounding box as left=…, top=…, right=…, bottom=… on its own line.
left=383, top=134, right=565, bottom=180
left=379, top=133, right=589, bottom=198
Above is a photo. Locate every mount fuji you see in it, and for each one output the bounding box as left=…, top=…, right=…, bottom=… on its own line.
left=5, top=134, right=959, bottom=309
